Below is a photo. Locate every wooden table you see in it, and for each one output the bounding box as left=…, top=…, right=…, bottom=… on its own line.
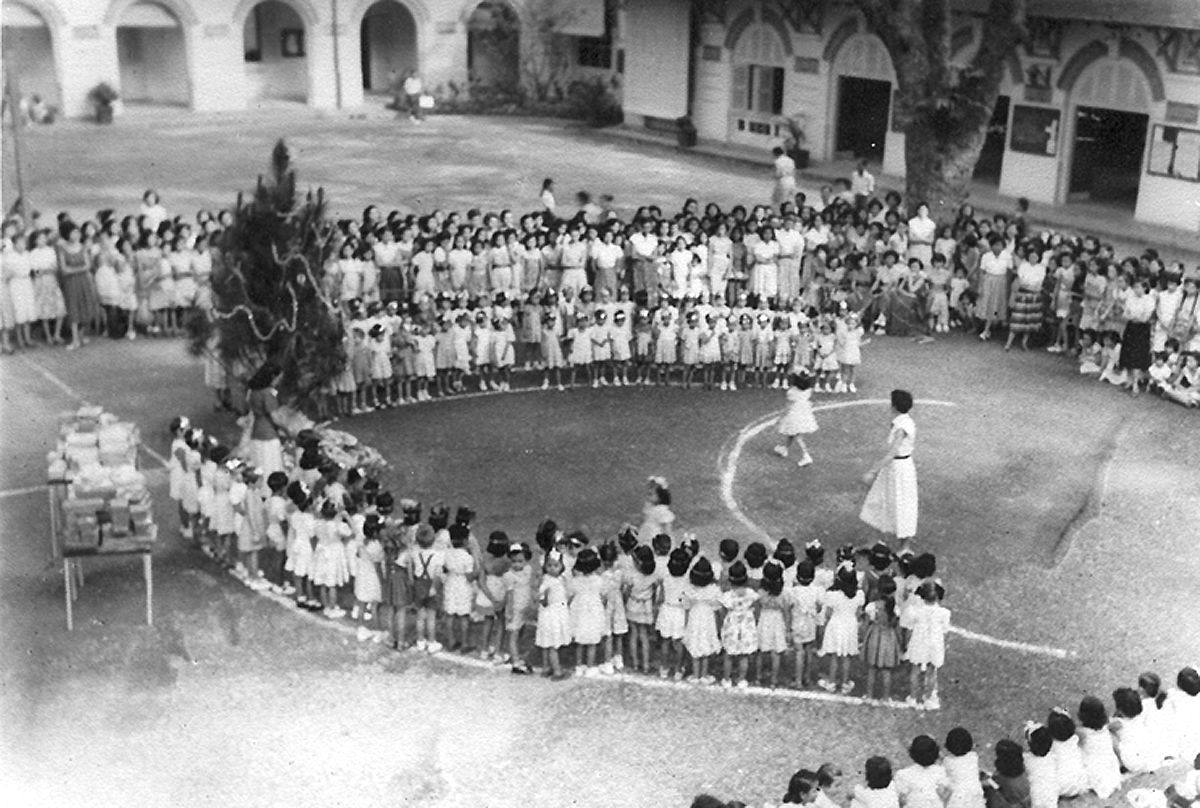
left=61, top=541, right=154, bottom=631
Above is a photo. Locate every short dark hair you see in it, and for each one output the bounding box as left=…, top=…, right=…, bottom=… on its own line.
left=891, top=389, right=914, bottom=413
left=993, top=739, right=1025, bottom=777
left=1026, top=726, right=1053, bottom=757
left=1046, top=710, right=1076, bottom=741
left=864, top=756, right=893, bottom=789
left=1077, top=695, right=1109, bottom=730
left=909, top=735, right=940, bottom=767
left=1178, top=666, right=1200, bottom=696
left=945, top=727, right=973, bottom=756
left=1113, top=686, right=1142, bottom=718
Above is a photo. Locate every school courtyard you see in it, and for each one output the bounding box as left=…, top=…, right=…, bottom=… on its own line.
left=1, top=110, right=1198, bottom=807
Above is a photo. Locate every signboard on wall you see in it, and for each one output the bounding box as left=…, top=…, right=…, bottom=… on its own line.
left=1149, top=124, right=1200, bottom=181
left=1010, top=105, right=1060, bottom=156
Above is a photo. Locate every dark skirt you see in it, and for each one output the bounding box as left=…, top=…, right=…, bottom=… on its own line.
left=861, top=621, right=903, bottom=669
left=1120, top=321, right=1152, bottom=370
left=61, top=271, right=103, bottom=326
left=1009, top=287, right=1043, bottom=334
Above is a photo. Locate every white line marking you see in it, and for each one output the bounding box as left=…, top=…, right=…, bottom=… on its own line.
left=17, top=356, right=170, bottom=470
left=0, top=485, right=45, bottom=500
left=720, top=397, right=1073, bottom=659
left=18, top=355, right=84, bottom=402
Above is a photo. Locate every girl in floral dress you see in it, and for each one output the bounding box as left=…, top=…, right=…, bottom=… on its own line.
left=718, top=561, right=758, bottom=688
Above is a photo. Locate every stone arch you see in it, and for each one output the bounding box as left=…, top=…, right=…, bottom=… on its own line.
left=3, top=0, right=65, bottom=29
left=724, top=5, right=792, bottom=56
left=352, top=0, right=430, bottom=31
left=830, top=31, right=894, bottom=82
left=1056, top=38, right=1165, bottom=103
left=2, top=0, right=66, bottom=106
left=354, top=0, right=424, bottom=92
left=232, top=0, right=319, bottom=29
left=104, top=0, right=199, bottom=27
left=822, top=16, right=858, bottom=63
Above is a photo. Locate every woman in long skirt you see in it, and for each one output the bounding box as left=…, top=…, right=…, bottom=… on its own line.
left=860, top=389, right=918, bottom=550
left=1004, top=246, right=1047, bottom=352
left=1119, top=278, right=1156, bottom=396
left=977, top=236, right=1012, bottom=341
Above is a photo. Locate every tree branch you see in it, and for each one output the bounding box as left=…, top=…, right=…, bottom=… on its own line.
left=969, top=0, right=1027, bottom=88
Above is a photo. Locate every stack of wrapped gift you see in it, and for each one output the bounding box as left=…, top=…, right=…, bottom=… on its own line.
left=49, top=405, right=156, bottom=550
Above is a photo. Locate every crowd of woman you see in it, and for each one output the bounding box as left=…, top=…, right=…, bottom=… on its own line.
left=6, top=183, right=1196, bottom=407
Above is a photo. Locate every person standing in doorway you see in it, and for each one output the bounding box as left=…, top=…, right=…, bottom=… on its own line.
left=850, top=159, right=876, bottom=208
left=404, top=70, right=424, bottom=122
left=772, top=147, right=797, bottom=208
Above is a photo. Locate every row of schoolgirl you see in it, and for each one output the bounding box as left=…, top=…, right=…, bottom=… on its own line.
left=735, top=675, right=1200, bottom=808
left=312, top=296, right=868, bottom=415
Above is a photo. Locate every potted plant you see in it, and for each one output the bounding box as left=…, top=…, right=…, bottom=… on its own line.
left=783, top=114, right=809, bottom=168
left=87, top=82, right=119, bottom=124
left=676, top=115, right=698, bottom=149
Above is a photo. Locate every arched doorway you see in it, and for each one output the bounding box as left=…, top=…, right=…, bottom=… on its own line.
left=2, top=1, right=60, bottom=108
left=115, top=1, right=191, bottom=105
left=467, top=1, right=519, bottom=93
left=359, top=0, right=417, bottom=93
left=242, top=0, right=309, bottom=104
left=728, top=20, right=788, bottom=145
left=1066, top=57, right=1152, bottom=209
left=832, top=33, right=894, bottom=161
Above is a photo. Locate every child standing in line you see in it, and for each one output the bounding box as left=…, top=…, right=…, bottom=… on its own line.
left=861, top=575, right=903, bottom=704
left=233, top=466, right=267, bottom=589
left=814, top=320, right=839, bottom=392
left=680, top=310, right=702, bottom=389
left=756, top=561, right=789, bottom=689
left=368, top=324, right=394, bottom=407
left=168, top=416, right=192, bottom=540
left=311, top=499, right=351, bottom=618
left=354, top=516, right=385, bottom=642
left=351, top=326, right=374, bottom=411
left=471, top=312, right=494, bottom=392
left=624, top=545, right=659, bottom=674
left=413, top=322, right=436, bottom=401
left=610, top=309, right=632, bottom=386
left=683, top=557, right=722, bottom=684
left=502, top=542, right=534, bottom=674
left=539, top=309, right=566, bottom=391
left=655, top=547, right=691, bottom=679
left=263, top=471, right=290, bottom=593
left=433, top=316, right=456, bottom=397
left=654, top=309, right=679, bottom=386
left=943, top=728, right=986, bottom=808
left=774, top=372, right=818, bottom=468
left=771, top=316, right=794, bottom=389
left=568, top=316, right=593, bottom=388
left=590, top=310, right=614, bottom=387
left=836, top=311, right=864, bottom=393
left=904, top=581, right=951, bottom=710
left=753, top=312, right=774, bottom=388
left=786, top=559, right=822, bottom=688
left=719, top=560, right=758, bottom=688
left=536, top=551, right=572, bottom=681
left=473, top=532, right=510, bottom=660
left=492, top=315, right=516, bottom=391
left=818, top=565, right=864, bottom=695
left=441, top=523, right=477, bottom=651
left=569, top=547, right=607, bottom=675
left=406, top=524, right=443, bottom=653
left=599, top=542, right=628, bottom=673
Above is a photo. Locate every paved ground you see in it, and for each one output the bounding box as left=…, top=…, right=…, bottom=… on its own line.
left=2, top=111, right=1198, bottom=807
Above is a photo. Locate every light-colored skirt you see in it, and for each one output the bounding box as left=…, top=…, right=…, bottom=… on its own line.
left=860, top=457, right=918, bottom=539
left=977, top=273, right=1008, bottom=322
left=247, top=438, right=284, bottom=476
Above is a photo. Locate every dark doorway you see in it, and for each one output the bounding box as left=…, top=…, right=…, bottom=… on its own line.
left=1069, top=106, right=1148, bottom=208
left=973, top=95, right=1010, bottom=183
left=836, top=76, right=890, bottom=161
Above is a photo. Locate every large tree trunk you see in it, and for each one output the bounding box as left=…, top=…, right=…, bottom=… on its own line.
left=903, top=111, right=991, bottom=224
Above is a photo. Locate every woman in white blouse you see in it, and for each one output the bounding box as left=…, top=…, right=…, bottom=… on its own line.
left=749, top=226, right=780, bottom=303
left=977, top=235, right=1012, bottom=341
left=1004, top=243, right=1047, bottom=352
left=1119, top=277, right=1157, bottom=396
left=907, top=203, right=936, bottom=269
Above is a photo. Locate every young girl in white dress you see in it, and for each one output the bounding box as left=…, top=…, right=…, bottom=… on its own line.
left=656, top=548, right=691, bottom=679
left=598, top=542, right=628, bottom=673
left=639, top=476, right=675, bottom=543
left=894, top=735, right=950, bottom=808
left=1023, top=725, right=1060, bottom=808
left=683, top=557, right=722, bottom=683
left=1111, top=686, right=1165, bottom=773
left=1075, top=696, right=1122, bottom=798
left=625, top=546, right=659, bottom=674
left=568, top=548, right=607, bottom=675
left=943, top=728, right=986, bottom=808
left=756, top=561, right=789, bottom=689
left=441, top=524, right=477, bottom=651
left=354, top=517, right=385, bottom=642
left=535, top=551, right=571, bottom=680
left=787, top=559, right=822, bottom=688
left=719, top=561, right=758, bottom=688
left=1046, top=708, right=1089, bottom=797
left=818, top=565, right=865, bottom=695
left=904, top=581, right=951, bottom=710
left=774, top=372, right=818, bottom=468
left=1166, top=666, right=1200, bottom=761
left=851, top=757, right=901, bottom=808
left=311, top=499, right=351, bottom=618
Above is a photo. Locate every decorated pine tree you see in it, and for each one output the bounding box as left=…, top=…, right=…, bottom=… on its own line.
left=188, top=140, right=345, bottom=406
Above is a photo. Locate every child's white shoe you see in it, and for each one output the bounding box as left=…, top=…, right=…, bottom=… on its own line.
left=720, top=679, right=733, bottom=689
left=848, top=383, right=857, bottom=393
left=924, top=694, right=941, bottom=710
left=415, top=639, right=428, bottom=651
left=350, top=605, right=361, bottom=620
left=426, top=641, right=443, bottom=654
left=356, top=625, right=371, bottom=642
left=720, top=381, right=728, bottom=391
left=728, top=382, right=737, bottom=391
left=840, top=680, right=855, bottom=695
left=904, top=695, right=919, bottom=708
left=773, top=445, right=789, bottom=457
left=796, top=455, right=813, bottom=468
left=612, top=655, right=625, bottom=671
left=817, top=678, right=835, bottom=692
left=541, top=379, right=549, bottom=390
left=736, top=679, right=749, bottom=689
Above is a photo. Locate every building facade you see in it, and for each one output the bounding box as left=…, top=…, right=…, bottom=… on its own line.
left=4, top=0, right=1198, bottom=233
left=620, top=0, right=1200, bottom=233
left=0, top=0, right=618, bottom=116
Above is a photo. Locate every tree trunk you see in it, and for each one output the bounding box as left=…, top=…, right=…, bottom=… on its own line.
left=903, top=113, right=991, bottom=224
